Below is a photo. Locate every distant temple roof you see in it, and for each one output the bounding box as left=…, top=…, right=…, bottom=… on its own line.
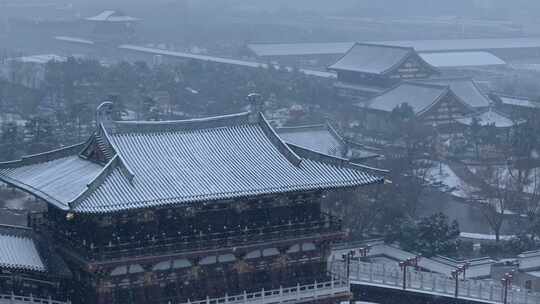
left=493, top=93, right=540, bottom=109
left=456, top=108, right=522, bottom=128
left=11, top=54, right=67, bottom=64
left=277, top=124, right=344, bottom=157
left=248, top=38, right=540, bottom=57
left=328, top=43, right=438, bottom=75
left=248, top=42, right=355, bottom=57
left=418, top=51, right=506, bottom=68
left=360, top=82, right=468, bottom=115
left=415, top=78, right=491, bottom=108
left=85, top=10, right=140, bottom=22
left=276, top=123, right=379, bottom=160
left=0, top=107, right=384, bottom=214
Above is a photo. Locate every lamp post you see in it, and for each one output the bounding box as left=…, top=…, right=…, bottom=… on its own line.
left=342, top=250, right=355, bottom=280
left=358, top=246, right=371, bottom=260
left=341, top=246, right=372, bottom=279
left=501, top=271, right=514, bottom=304
left=399, top=256, right=421, bottom=290
left=451, top=262, right=470, bottom=298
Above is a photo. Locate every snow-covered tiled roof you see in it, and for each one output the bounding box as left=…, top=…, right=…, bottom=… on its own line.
left=246, top=38, right=540, bottom=57
left=276, top=124, right=345, bottom=157
left=0, top=144, right=104, bottom=210
left=12, top=54, right=67, bottom=64
left=419, top=51, right=506, bottom=68
left=0, top=112, right=384, bottom=214
left=417, top=78, right=491, bottom=108
left=118, top=45, right=337, bottom=79
left=248, top=42, right=355, bottom=57
left=328, top=43, right=437, bottom=75
left=276, top=123, right=380, bottom=160
left=85, top=10, right=140, bottom=22
left=496, top=94, right=540, bottom=109
left=456, top=108, right=521, bottom=128
left=361, top=82, right=455, bottom=115
left=0, top=225, right=45, bottom=272
left=329, top=43, right=412, bottom=74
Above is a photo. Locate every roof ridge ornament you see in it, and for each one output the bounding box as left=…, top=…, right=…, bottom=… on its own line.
left=96, top=101, right=114, bottom=131
left=247, top=93, right=263, bottom=123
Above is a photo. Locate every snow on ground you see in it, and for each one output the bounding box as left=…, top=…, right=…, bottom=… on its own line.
left=427, top=162, right=473, bottom=199
left=460, top=232, right=515, bottom=241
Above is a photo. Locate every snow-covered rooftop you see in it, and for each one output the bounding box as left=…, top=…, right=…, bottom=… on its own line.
left=277, top=124, right=345, bottom=157
left=419, top=52, right=506, bottom=68
left=0, top=111, right=384, bottom=214
left=12, top=54, right=67, bottom=64
left=0, top=225, right=45, bottom=272
left=118, top=45, right=336, bottom=79
left=456, top=109, right=520, bottom=128
left=362, top=82, right=456, bottom=115
left=497, top=94, right=540, bottom=109
left=55, top=36, right=95, bottom=45
left=85, top=10, right=140, bottom=22
left=248, top=42, right=355, bottom=57
left=248, top=38, right=540, bottom=57
left=417, top=78, right=491, bottom=108
left=329, top=43, right=436, bottom=75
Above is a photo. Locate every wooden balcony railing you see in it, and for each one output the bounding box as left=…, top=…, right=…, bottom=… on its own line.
left=36, top=213, right=342, bottom=262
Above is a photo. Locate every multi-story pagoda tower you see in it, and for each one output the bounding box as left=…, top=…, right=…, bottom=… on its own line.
left=0, top=98, right=385, bottom=304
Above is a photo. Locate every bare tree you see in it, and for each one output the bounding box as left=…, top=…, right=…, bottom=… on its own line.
left=467, top=165, right=518, bottom=242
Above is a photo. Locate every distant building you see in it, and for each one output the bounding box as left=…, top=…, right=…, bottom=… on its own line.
left=247, top=42, right=354, bottom=68
left=276, top=123, right=380, bottom=163
left=354, top=82, right=474, bottom=134
left=328, top=43, right=439, bottom=101
left=0, top=224, right=71, bottom=303
left=456, top=108, right=523, bottom=131
left=490, top=93, right=540, bottom=119
left=419, top=51, right=505, bottom=69
left=85, top=10, right=140, bottom=42
left=0, top=100, right=385, bottom=304
left=415, top=77, right=492, bottom=109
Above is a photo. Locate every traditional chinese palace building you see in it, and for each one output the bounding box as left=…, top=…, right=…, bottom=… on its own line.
left=0, top=101, right=384, bottom=304
left=328, top=43, right=439, bottom=101
left=354, top=82, right=474, bottom=134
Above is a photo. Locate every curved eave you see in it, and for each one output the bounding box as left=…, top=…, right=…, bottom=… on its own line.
left=0, top=143, right=86, bottom=169
left=72, top=178, right=385, bottom=214
left=0, top=263, right=47, bottom=273
left=258, top=113, right=302, bottom=166
left=68, top=155, right=121, bottom=210
left=287, top=143, right=389, bottom=175
left=380, top=50, right=440, bottom=76
left=0, top=174, right=69, bottom=211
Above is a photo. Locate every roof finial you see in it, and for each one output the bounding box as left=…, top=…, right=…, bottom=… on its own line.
left=247, top=93, right=263, bottom=123
left=96, top=101, right=114, bottom=130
